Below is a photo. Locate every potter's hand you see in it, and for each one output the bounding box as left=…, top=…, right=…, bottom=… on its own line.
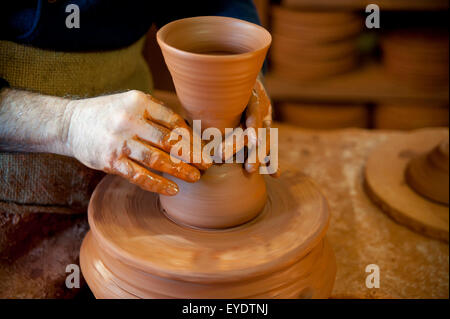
left=67, top=90, right=210, bottom=196
left=219, top=78, right=280, bottom=177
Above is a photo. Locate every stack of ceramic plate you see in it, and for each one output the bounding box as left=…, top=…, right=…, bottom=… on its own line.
left=374, top=103, right=449, bottom=130
left=382, top=28, right=449, bottom=88
left=277, top=103, right=369, bottom=129
left=270, top=6, right=362, bottom=82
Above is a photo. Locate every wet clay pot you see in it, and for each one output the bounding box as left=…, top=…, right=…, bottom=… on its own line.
left=157, top=16, right=271, bottom=229
left=160, top=163, right=267, bottom=229
left=157, top=16, right=271, bottom=133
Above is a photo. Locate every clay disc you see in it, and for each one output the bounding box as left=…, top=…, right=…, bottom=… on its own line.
left=86, top=169, right=330, bottom=284
left=365, top=128, right=449, bottom=242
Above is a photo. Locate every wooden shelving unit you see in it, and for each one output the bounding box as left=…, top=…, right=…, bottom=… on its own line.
left=266, top=63, right=449, bottom=104
left=282, top=0, right=449, bottom=11
left=251, top=0, right=449, bottom=129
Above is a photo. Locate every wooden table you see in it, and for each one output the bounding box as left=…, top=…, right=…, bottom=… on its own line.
left=277, top=123, right=448, bottom=298
left=1, top=123, right=448, bottom=298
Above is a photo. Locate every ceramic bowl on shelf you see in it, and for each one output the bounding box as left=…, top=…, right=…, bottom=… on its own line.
left=271, top=34, right=359, bottom=61
left=374, top=103, right=449, bottom=130
left=272, top=6, right=360, bottom=26
left=381, top=28, right=449, bottom=88
left=277, top=103, right=369, bottom=129
left=271, top=53, right=359, bottom=82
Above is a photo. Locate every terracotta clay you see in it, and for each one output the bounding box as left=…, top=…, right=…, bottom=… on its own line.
left=155, top=16, right=272, bottom=229
left=80, top=16, right=337, bottom=299
left=160, top=163, right=267, bottom=229
left=157, top=16, right=271, bottom=133
left=271, top=54, right=358, bottom=82
left=406, top=139, right=449, bottom=205
left=80, top=172, right=336, bottom=298
left=271, top=35, right=358, bottom=62
left=272, top=18, right=361, bottom=44
left=270, top=7, right=361, bottom=82
left=365, top=128, right=449, bottom=242
left=382, top=28, right=449, bottom=88
left=272, top=6, right=360, bottom=27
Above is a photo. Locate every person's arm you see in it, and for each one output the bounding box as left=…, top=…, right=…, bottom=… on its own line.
left=0, top=88, right=211, bottom=195
left=0, top=87, right=72, bottom=155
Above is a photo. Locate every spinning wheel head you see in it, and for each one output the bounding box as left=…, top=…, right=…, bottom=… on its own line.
left=80, top=170, right=335, bottom=298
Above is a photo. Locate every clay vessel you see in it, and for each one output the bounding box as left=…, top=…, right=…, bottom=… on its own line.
left=406, top=138, right=449, bottom=205
left=157, top=17, right=270, bottom=229
left=157, top=16, right=271, bottom=133
left=160, top=163, right=267, bottom=229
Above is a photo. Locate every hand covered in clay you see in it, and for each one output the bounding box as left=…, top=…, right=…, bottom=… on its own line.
left=66, top=90, right=211, bottom=196
left=219, top=77, right=280, bottom=177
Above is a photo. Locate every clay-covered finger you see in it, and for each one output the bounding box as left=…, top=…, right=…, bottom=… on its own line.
left=218, top=124, right=248, bottom=161
left=255, top=79, right=272, bottom=122
left=144, top=94, right=190, bottom=130
left=262, top=127, right=271, bottom=159
left=245, top=127, right=273, bottom=173
left=263, top=129, right=280, bottom=178
left=245, top=90, right=262, bottom=147
left=127, top=139, right=200, bottom=183
left=134, top=120, right=211, bottom=170
left=246, top=80, right=271, bottom=129
left=245, top=157, right=259, bottom=173
left=270, top=167, right=281, bottom=178
left=263, top=103, right=273, bottom=128
left=110, top=158, right=179, bottom=196
left=254, top=79, right=273, bottom=133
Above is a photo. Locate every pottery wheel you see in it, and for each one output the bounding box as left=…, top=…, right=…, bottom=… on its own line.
left=80, top=169, right=335, bottom=298
left=365, top=128, right=449, bottom=242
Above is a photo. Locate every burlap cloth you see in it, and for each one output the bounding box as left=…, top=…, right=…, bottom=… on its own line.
left=0, top=37, right=153, bottom=214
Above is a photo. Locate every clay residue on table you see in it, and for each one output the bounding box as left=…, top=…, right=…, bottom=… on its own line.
left=278, top=123, right=449, bottom=299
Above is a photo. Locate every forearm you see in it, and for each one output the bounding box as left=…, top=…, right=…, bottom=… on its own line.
left=0, top=88, right=73, bottom=155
